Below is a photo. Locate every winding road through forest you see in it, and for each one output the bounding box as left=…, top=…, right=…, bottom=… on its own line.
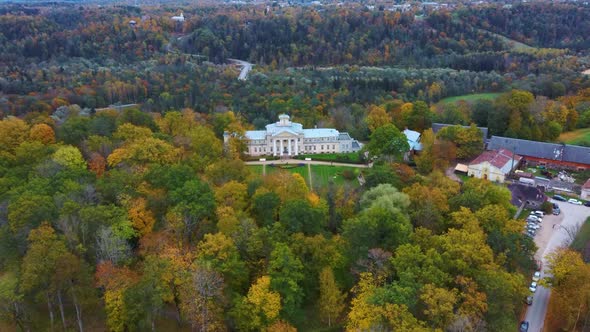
left=228, top=58, right=253, bottom=80
left=165, top=37, right=253, bottom=81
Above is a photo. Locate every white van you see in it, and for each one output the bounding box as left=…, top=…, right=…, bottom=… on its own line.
left=519, top=177, right=535, bottom=186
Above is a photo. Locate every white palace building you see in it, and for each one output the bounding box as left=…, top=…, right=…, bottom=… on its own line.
left=236, top=114, right=363, bottom=157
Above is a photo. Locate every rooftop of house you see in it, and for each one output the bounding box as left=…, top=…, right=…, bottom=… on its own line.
left=244, top=114, right=341, bottom=140
left=470, top=148, right=522, bottom=170
left=403, top=129, right=422, bottom=151
left=432, top=123, right=489, bottom=139
left=583, top=178, right=590, bottom=190
left=487, top=136, right=590, bottom=165
left=508, top=183, right=547, bottom=207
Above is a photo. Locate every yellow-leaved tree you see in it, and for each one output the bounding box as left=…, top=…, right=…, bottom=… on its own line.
left=232, top=276, right=282, bottom=330
left=52, top=145, right=87, bottom=172
left=366, top=105, right=391, bottom=132
left=545, top=248, right=590, bottom=331
left=420, top=284, right=458, bottom=329
left=127, top=197, right=156, bottom=237
left=318, top=266, right=345, bottom=327
left=108, top=137, right=181, bottom=167
left=346, top=272, right=382, bottom=331
left=29, top=123, right=56, bottom=144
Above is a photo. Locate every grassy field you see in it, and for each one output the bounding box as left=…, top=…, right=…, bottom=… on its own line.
left=571, top=217, right=590, bottom=253
left=249, top=164, right=360, bottom=189
left=558, top=128, right=590, bottom=145
left=294, top=152, right=363, bottom=164
left=479, top=28, right=566, bottom=56
left=438, top=92, right=502, bottom=105
left=481, top=29, right=534, bottom=52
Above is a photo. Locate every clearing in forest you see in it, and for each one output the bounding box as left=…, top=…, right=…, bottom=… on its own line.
left=558, top=128, right=590, bottom=145
left=438, top=92, right=502, bottom=105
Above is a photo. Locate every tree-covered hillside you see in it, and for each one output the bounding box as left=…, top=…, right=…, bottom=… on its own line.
left=1, top=2, right=590, bottom=330
left=0, top=107, right=536, bottom=331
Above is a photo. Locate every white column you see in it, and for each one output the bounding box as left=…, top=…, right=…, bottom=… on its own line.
left=288, top=139, right=292, bottom=156
left=280, top=140, right=284, bottom=156
left=273, top=140, right=277, bottom=156
left=295, top=138, right=298, bottom=156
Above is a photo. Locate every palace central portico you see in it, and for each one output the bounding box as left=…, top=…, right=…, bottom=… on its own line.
left=234, top=114, right=362, bottom=157
left=269, top=114, right=304, bottom=156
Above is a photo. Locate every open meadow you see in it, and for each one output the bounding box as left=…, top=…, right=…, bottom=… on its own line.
left=558, top=128, right=590, bottom=146
left=438, top=92, right=502, bottom=105
left=249, top=164, right=360, bottom=190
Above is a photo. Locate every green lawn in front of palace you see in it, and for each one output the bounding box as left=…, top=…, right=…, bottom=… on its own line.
left=293, top=152, right=364, bottom=164
left=249, top=164, right=360, bottom=190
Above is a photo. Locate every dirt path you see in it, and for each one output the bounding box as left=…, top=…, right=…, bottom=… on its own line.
left=445, top=163, right=462, bottom=182
left=245, top=158, right=371, bottom=168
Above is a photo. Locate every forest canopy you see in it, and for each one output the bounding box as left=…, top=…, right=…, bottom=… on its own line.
left=1, top=1, right=590, bottom=331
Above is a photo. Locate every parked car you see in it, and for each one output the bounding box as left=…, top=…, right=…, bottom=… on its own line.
left=553, top=207, right=561, bottom=215
left=532, top=210, right=545, bottom=217
left=525, top=296, right=533, bottom=305
left=527, top=229, right=536, bottom=237
left=568, top=198, right=583, bottom=205
left=584, top=201, right=590, bottom=207
left=520, top=321, right=529, bottom=332
left=533, top=271, right=541, bottom=282
left=553, top=195, right=567, bottom=201
left=527, top=223, right=540, bottom=230
left=529, top=281, right=538, bottom=292
left=528, top=215, right=542, bottom=223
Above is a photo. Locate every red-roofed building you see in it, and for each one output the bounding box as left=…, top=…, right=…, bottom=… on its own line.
left=468, top=148, right=522, bottom=183
left=581, top=178, right=590, bottom=200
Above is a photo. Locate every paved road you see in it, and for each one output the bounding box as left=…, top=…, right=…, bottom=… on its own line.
left=524, top=200, right=590, bottom=331
left=228, top=59, right=253, bottom=80
left=244, top=158, right=371, bottom=168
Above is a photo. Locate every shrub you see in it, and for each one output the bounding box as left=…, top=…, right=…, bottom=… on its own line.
left=541, top=201, right=553, bottom=214
left=342, top=169, right=356, bottom=180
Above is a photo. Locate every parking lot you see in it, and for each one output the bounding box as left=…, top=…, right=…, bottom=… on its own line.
left=523, top=200, right=590, bottom=332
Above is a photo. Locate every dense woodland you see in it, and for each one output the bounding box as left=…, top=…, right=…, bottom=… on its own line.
left=460, top=4, right=590, bottom=50
left=1, top=2, right=590, bottom=331
left=2, top=3, right=590, bottom=143
left=0, top=105, right=535, bottom=331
